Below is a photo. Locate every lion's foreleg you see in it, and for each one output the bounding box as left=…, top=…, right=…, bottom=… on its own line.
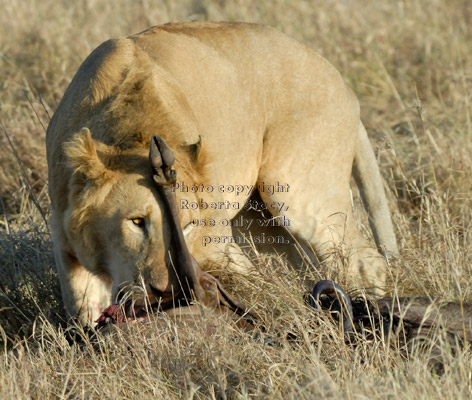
left=54, top=239, right=112, bottom=325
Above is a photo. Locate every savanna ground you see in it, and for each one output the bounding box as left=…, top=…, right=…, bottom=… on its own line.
left=1, top=0, right=471, bottom=398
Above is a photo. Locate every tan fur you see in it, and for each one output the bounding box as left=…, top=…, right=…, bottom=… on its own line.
left=46, top=22, right=398, bottom=325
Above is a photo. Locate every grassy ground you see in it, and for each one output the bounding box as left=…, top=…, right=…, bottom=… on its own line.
left=1, top=0, right=471, bottom=398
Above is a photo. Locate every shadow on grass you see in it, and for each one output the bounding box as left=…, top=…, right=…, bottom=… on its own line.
left=0, top=224, right=64, bottom=346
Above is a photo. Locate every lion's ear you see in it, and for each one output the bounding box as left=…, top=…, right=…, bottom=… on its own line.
left=64, top=127, right=109, bottom=181
left=182, top=134, right=203, bottom=163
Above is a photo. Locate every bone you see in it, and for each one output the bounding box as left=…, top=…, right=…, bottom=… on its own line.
left=149, top=135, right=204, bottom=302
left=148, top=135, right=254, bottom=320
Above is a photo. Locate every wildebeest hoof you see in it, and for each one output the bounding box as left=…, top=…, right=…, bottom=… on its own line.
left=149, top=135, right=177, bottom=185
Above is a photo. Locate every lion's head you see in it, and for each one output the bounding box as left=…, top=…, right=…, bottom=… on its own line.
left=63, top=127, right=184, bottom=306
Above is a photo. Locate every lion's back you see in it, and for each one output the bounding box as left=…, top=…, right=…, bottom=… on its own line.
left=46, top=22, right=353, bottom=211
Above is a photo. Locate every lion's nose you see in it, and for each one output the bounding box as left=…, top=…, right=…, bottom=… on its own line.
left=147, top=283, right=180, bottom=304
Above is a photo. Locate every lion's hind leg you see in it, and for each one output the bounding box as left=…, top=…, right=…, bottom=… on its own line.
left=255, top=175, right=387, bottom=295
left=305, top=208, right=388, bottom=295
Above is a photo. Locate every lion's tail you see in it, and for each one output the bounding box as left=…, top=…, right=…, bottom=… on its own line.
left=352, top=122, right=399, bottom=259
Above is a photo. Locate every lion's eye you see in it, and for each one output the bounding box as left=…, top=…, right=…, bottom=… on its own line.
left=131, top=217, right=145, bottom=228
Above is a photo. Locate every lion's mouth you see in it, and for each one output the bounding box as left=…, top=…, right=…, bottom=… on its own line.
left=95, top=285, right=190, bottom=327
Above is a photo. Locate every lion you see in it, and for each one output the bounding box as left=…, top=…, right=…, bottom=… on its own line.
left=46, top=22, right=398, bottom=326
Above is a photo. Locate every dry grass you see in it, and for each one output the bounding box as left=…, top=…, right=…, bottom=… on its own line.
left=1, top=0, right=472, bottom=398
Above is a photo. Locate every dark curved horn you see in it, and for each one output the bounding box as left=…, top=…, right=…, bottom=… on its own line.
left=310, top=280, right=354, bottom=334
